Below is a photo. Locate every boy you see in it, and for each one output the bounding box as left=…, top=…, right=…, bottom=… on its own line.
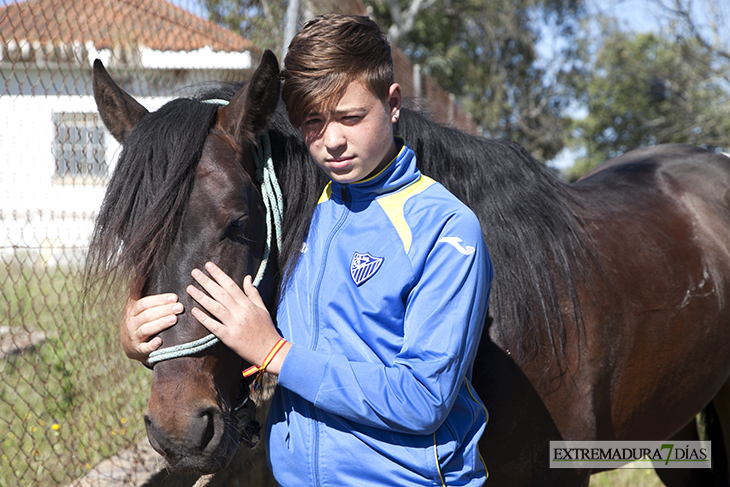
left=122, top=14, right=492, bottom=486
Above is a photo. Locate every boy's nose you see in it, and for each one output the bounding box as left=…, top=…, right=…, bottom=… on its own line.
left=323, top=124, right=346, bottom=150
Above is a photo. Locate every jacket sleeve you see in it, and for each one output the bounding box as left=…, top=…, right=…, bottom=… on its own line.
left=276, top=211, right=492, bottom=434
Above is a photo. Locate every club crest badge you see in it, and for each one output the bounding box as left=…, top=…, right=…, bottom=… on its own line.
left=350, top=252, right=384, bottom=286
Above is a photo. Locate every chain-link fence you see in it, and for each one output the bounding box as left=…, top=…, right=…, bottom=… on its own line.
left=0, top=0, right=477, bottom=485
left=0, top=0, right=268, bottom=485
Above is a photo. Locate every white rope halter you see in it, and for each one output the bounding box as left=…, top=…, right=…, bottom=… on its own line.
left=148, top=107, right=283, bottom=364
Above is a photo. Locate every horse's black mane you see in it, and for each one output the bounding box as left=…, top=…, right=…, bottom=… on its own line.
left=395, top=110, right=590, bottom=363
left=87, top=81, right=590, bottom=364
left=87, top=97, right=219, bottom=295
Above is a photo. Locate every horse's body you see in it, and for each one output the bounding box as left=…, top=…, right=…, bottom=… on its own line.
left=88, top=53, right=730, bottom=485
left=475, top=144, right=730, bottom=485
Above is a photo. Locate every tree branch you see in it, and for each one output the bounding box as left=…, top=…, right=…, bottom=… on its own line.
left=652, top=0, right=730, bottom=61
left=386, top=0, right=436, bottom=42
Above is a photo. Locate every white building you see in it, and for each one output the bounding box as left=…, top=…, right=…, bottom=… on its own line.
left=0, top=0, right=258, bottom=267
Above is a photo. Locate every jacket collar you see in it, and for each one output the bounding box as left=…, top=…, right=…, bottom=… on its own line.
left=330, top=137, right=420, bottom=203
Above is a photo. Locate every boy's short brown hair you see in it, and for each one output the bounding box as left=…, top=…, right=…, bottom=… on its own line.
left=281, top=14, right=394, bottom=127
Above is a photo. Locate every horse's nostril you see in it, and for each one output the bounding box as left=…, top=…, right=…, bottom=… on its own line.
left=198, top=408, right=217, bottom=452
left=144, top=414, right=167, bottom=455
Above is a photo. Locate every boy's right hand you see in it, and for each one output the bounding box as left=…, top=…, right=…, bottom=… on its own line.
left=121, top=294, right=183, bottom=364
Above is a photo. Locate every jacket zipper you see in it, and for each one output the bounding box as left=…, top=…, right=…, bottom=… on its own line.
left=310, top=183, right=350, bottom=486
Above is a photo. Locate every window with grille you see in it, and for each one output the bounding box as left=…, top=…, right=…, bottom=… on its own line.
left=53, top=112, right=108, bottom=183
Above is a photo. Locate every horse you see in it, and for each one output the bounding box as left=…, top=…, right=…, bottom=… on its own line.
left=87, top=50, right=730, bottom=485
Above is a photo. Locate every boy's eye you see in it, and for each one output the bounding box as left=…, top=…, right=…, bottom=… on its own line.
left=341, top=115, right=362, bottom=124
left=303, top=117, right=323, bottom=126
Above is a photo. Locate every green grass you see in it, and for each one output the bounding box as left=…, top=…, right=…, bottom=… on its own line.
left=0, top=258, right=151, bottom=486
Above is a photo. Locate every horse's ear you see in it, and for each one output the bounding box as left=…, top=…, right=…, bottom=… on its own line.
left=219, top=50, right=281, bottom=143
left=92, top=59, right=149, bottom=143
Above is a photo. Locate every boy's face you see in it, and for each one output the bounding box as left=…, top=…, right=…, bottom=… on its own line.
left=300, top=80, right=402, bottom=184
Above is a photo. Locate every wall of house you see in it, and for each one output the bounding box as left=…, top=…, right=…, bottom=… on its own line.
left=0, top=70, right=179, bottom=266
left=3, top=93, right=103, bottom=264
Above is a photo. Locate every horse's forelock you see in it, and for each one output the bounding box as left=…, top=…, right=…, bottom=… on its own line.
left=87, top=97, right=220, bottom=292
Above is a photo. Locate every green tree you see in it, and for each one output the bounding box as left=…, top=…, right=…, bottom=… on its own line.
left=201, top=0, right=288, bottom=53
left=568, top=28, right=730, bottom=178
left=365, top=0, right=588, bottom=161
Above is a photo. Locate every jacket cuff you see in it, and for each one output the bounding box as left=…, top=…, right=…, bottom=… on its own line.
left=277, top=343, right=327, bottom=404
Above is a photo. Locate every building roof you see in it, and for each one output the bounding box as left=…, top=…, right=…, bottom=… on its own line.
left=1, top=0, right=253, bottom=52
left=0, top=0, right=255, bottom=69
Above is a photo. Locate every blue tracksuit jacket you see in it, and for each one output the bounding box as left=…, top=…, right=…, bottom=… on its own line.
left=267, top=138, right=493, bottom=486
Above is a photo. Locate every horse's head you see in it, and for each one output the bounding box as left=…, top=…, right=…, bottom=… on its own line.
left=91, top=51, right=281, bottom=473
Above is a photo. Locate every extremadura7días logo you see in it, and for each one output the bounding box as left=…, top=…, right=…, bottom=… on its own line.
left=549, top=441, right=711, bottom=469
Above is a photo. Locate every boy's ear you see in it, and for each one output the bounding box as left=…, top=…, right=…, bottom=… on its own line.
left=387, top=83, right=402, bottom=121
left=218, top=50, right=281, bottom=143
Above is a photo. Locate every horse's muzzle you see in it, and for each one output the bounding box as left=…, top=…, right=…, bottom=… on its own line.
left=144, top=399, right=241, bottom=474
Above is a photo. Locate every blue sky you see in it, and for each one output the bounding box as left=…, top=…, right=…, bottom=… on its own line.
left=590, top=0, right=660, bottom=33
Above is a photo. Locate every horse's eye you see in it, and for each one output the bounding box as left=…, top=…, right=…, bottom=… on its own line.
left=225, top=216, right=248, bottom=238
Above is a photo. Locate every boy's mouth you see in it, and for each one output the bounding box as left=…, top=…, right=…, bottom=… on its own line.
left=328, top=156, right=355, bottom=169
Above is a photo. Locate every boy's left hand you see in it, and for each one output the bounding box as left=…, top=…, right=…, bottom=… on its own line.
left=186, top=262, right=290, bottom=375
